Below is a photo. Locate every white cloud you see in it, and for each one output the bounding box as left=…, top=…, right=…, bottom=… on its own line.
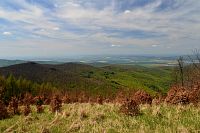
left=53, top=0, right=200, bottom=43
left=53, top=27, right=60, bottom=31
left=152, top=44, right=158, bottom=47
left=3, top=32, right=12, bottom=35
left=111, top=44, right=121, bottom=47
left=0, top=0, right=200, bottom=56
left=124, top=10, right=131, bottom=14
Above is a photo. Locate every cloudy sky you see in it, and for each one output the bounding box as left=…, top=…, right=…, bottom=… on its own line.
left=0, top=0, right=200, bottom=58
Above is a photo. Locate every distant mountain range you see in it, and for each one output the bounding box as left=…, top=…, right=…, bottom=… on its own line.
left=0, top=55, right=179, bottom=67
left=0, top=59, right=64, bottom=67
left=0, top=59, right=26, bottom=67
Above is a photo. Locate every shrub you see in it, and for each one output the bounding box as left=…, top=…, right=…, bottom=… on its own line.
left=96, top=95, right=103, bottom=105
left=188, top=86, right=200, bottom=104
left=0, top=99, right=9, bottom=119
left=133, top=90, right=152, bottom=105
left=7, top=97, right=20, bottom=115
left=21, top=93, right=32, bottom=116
left=44, top=98, right=51, bottom=105
left=23, top=105, right=31, bottom=116
left=35, top=96, right=44, bottom=113
left=35, top=96, right=44, bottom=105
left=120, top=99, right=140, bottom=116
left=165, top=87, right=189, bottom=104
left=50, top=95, right=62, bottom=113
left=62, top=94, right=71, bottom=104
left=23, top=93, right=34, bottom=105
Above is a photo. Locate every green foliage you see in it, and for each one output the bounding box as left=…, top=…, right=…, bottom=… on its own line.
left=0, top=75, right=56, bottom=103
left=0, top=63, right=173, bottom=98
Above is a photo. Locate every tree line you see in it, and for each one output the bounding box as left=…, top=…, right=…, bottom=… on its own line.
left=0, top=74, right=57, bottom=104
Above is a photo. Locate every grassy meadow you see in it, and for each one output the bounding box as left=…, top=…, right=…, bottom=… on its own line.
left=1, top=103, right=200, bottom=133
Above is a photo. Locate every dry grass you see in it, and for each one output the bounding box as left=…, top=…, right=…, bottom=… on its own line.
left=0, top=103, right=200, bottom=133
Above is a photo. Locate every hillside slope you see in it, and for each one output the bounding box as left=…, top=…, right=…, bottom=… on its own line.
left=0, top=62, right=172, bottom=95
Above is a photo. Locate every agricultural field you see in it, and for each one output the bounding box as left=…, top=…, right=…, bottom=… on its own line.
left=1, top=103, right=200, bottom=133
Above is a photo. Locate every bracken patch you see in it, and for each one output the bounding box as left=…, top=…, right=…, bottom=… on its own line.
left=165, top=87, right=189, bottom=104
left=50, top=95, right=62, bottom=113
left=0, top=99, right=9, bottom=119
left=7, top=97, right=20, bottom=115
left=132, top=90, right=152, bottom=105
left=188, top=86, right=200, bottom=104
left=120, top=99, right=140, bottom=116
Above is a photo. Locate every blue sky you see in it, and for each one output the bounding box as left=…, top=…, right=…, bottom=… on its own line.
left=0, top=0, right=200, bottom=58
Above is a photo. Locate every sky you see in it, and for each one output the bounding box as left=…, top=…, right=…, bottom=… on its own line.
left=0, top=0, right=200, bottom=59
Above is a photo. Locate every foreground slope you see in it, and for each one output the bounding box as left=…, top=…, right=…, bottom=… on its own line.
left=0, top=103, right=200, bottom=133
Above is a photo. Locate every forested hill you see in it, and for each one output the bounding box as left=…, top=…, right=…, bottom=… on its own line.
left=0, top=62, right=172, bottom=95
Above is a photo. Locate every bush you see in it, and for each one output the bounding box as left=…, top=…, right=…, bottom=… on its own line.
left=120, top=99, right=140, bottom=116
left=23, top=93, right=34, bottom=105
left=165, top=87, right=189, bottom=104
left=7, top=97, right=20, bottom=115
left=50, top=95, right=62, bottom=113
left=62, top=95, right=71, bottom=104
left=35, top=96, right=44, bottom=113
left=133, top=90, right=152, bottom=105
left=0, top=99, right=9, bottom=119
left=23, top=105, right=31, bottom=116
left=96, top=95, right=103, bottom=105
left=188, top=86, right=200, bottom=104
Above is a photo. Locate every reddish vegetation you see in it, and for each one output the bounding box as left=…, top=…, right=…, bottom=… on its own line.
left=35, top=96, right=44, bottom=113
left=188, top=85, right=200, bottom=104
left=120, top=99, right=140, bottom=116
left=23, top=105, right=31, bottom=116
left=119, top=90, right=153, bottom=116
left=165, top=83, right=200, bottom=105
left=50, top=95, right=62, bottom=113
left=7, top=97, right=20, bottom=115
left=114, top=91, right=129, bottom=103
left=0, top=81, right=200, bottom=119
left=23, top=93, right=34, bottom=105
left=152, top=94, right=165, bottom=105
left=132, top=90, right=152, bottom=105
left=0, top=99, right=9, bottom=119
left=114, top=90, right=153, bottom=105
left=22, top=93, right=32, bottom=116
left=62, top=94, right=71, bottom=104
left=96, top=95, right=103, bottom=105
left=165, top=87, right=189, bottom=104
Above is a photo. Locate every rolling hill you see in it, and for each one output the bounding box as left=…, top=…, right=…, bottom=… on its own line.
left=0, top=62, right=173, bottom=95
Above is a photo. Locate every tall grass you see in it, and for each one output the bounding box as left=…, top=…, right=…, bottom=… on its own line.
left=0, top=103, right=200, bottom=133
